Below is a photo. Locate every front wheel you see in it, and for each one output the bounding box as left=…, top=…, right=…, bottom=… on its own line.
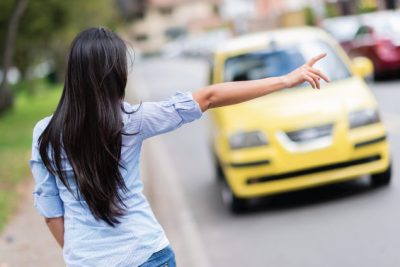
left=214, top=153, right=225, bottom=181
left=220, top=180, right=248, bottom=213
left=371, top=163, right=392, bottom=187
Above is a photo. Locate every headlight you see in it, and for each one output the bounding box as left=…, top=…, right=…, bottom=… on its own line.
left=349, top=109, right=380, bottom=129
left=229, top=130, right=267, bottom=150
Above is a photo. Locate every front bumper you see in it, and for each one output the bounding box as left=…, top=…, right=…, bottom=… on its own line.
left=220, top=134, right=390, bottom=198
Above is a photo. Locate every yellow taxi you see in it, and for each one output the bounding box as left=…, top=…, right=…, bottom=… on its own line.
left=209, top=27, right=391, bottom=212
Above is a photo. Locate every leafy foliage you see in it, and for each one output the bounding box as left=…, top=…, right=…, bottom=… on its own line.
left=0, top=81, right=61, bottom=230
left=0, top=0, right=122, bottom=80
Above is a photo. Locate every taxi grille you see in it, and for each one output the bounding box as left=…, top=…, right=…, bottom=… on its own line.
left=247, top=155, right=381, bottom=185
left=286, top=124, right=333, bottom=143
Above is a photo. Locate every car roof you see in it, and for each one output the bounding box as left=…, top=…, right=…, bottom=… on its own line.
left=214, top=27, right=332, bottom=55
left=322, top=10, right=400, bottom=40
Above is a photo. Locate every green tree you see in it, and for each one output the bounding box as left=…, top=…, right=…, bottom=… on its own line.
left=0, top=0, right=28, bottom=113
left=0, top=0, right=122, bottom=113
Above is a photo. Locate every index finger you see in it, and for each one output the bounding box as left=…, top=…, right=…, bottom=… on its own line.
left=307, top=53, right=327, bottom=67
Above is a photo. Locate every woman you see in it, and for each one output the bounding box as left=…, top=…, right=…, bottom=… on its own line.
left=30, top=27, right=329, bottom=267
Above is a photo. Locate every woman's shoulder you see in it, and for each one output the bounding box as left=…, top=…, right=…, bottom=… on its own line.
left=121, top=101, right=142, bottom=132
left=122, top=101, right=141, bottom=111
left=33, top=115, right=53, bottom=139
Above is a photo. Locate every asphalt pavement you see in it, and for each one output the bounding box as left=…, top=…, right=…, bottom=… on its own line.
left=135, top=58, right=400, bottom=267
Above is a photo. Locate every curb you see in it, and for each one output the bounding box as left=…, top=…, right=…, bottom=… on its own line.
left=127, top=63, right=211, bottom=267
left=141, top=138, right=211, bottom=267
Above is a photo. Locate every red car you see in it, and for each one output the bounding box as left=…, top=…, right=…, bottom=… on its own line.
left=324, top=11, right=400, bottom=79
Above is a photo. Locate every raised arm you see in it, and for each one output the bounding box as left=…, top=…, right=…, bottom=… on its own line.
left=193, top=53, right=330, bottom=112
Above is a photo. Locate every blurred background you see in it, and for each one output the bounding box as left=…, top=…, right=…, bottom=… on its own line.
left=1, top=0, right=400, bottom=266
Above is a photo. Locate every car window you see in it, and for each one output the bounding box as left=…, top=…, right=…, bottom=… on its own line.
left=355, top=25, right=373, bottom=37
left=224, top=40, right=351, bottom=85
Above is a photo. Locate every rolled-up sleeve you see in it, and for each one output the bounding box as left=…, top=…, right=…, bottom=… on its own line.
left=29, top=120, right=64, bottom=218
left=140, top=91, right=203, bottom=139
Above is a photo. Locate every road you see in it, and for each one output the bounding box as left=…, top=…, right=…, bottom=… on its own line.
left=133, top=58, right=400, bottom=267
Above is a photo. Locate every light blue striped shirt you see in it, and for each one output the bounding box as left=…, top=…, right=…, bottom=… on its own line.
left=29, top=92, right=202, bottom=266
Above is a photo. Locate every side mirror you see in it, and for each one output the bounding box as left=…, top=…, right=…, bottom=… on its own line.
left=352, top=56, right=374, bottom=79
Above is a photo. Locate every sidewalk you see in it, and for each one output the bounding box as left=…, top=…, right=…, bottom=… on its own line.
left=0, top=181, right=64, bottom=267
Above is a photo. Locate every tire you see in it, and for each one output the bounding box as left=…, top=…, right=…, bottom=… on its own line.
left=214, top=153, right=225, bottom=181
left=213, top=152, right=249, bottom=212
left=374, top=71, right=392, bottom=81
left=220, top=179, right=248, bottom=213
left=371, top=163, right=392, bottom=187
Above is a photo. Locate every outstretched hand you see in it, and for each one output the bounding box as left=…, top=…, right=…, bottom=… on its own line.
left=194, top=53, right=331, bottom=112
left=283, top=53, right=330, bottom=89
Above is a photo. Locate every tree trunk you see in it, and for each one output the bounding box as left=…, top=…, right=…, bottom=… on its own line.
left=0, top=0, right=29, bottom=114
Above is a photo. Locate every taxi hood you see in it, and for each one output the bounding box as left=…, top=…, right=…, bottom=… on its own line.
left=217, top=77, right=378, bottom=132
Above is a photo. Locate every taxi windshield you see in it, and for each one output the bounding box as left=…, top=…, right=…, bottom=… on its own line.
left=224, top=41, right=351, bottom=85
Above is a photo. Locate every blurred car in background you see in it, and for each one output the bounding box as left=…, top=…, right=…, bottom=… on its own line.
left=161, top=29, right=231, bottom=59
left=209, top=27, right=391, bottom=212
left=323, top=11, right=400, bottom=80
left=322, top=14, right=360, bottom=52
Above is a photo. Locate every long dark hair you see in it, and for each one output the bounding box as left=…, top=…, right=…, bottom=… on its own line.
left=39, top=27, right=133, bottom=226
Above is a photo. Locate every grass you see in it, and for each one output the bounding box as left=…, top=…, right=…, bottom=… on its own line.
left=0, top=82, right=61, bottom=231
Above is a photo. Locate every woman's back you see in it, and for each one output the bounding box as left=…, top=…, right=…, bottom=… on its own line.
left=31, top=95, right=202, bottom=266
